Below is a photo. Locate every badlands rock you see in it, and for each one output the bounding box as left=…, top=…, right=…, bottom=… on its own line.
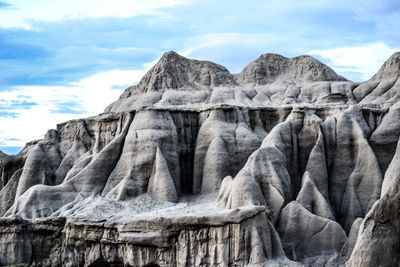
left=236, top=53, right=347, bottom=84
left=347, top=136, right=400, bottom=266
left=277, top=201, right=347, bottom=262
left=370, top=52, right=400, bottom=81
left=1, top=51, right=400, bottom=266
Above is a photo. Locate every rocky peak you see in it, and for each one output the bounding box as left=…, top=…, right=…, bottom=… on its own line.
left=371, top=52, right=400, bottom=81
left=237, top=53, right=347, bottom=85
left=121, top=51, right=234, bottom=96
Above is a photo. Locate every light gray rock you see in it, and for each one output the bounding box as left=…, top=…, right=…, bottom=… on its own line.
left=69, top=112, right=133, bottom=197
left=347, top=136, right=400, bottom=266
left=370, top=52, right=400, bottom=81
left=0, top=205, right=290, bottom=266
left=0, top=148, right=29, bottom=190
left=303, top=128, right=329, bottom=201
left=103, top=51, right=400, bottom=112
left=237, top=53, right=347, bottom=85
left=147, top=147, right=178, bottom=202
left=296, top=172, right=334, bottom=220
left=102, top=110, right=181, bottom=199
left=54, top=121, right=92, bottom=184
left=0, top=169, right=22, bottom=216
left=14, top=145, right=51, bottom=200
left=201, top=136, right=230, bottom=193
left=339, top=217, right=362, bottom=263
left=369, top=102, right=400, bottom=173
left=328, top=106, right=383, bottom=233
left=0, top=218, right=33, bottom=266
left=277, top=201, right=347, bottom=262
left=106, top=51, right=234, bottom=112
left=193, top=108, right=261, bottom=194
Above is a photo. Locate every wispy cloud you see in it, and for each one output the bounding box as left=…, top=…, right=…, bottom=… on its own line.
left=350, top=0, right=400, bottom=41
left=310, top=42, right=400, bottom=81
left=0, top=19, right=165, bottom=87
left=0, top=66, right=149, bottom=147
left=183, top=32, right=313, bottom=73
left=0, top=0, right=187, bottom=29
left=0, top=1, right=13, bottom=8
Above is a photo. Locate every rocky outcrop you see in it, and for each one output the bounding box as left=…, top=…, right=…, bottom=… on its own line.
left=347, top=137, right=400, bottom=266
left=104, top=51, right=400, bottom=112
left=0, top=205, right=291, bottom=266
left=2, top=51, right=400, bottom=266
left=371, top=52, right=400, bottom=81
left=277, top=201, right=347, bottom=262
left=237, top=53, right=347, bottom=84
left=147, top=147, right=178, bottom=202
left=193, top=108, right=261, bottom=194
left=125, top=51, right=234, bottom=93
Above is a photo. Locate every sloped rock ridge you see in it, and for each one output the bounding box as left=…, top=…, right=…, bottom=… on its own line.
left=1, top=51, right=400, bottom=266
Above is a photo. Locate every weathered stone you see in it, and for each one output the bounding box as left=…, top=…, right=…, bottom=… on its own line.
left=1, top=51, right=400, bottom=266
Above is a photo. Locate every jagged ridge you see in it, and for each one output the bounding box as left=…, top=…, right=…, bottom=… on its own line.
left=121, top=51, right=234, bottom=95
left=106, top=51, right=400, bottom=113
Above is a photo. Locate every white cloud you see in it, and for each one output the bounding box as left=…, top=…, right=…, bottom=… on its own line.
left=182, top=32, right=312, bottom=73
left=310, top=42, right=400, bottom=81
left=185, top=33, right=277, bottom=51
left=70, top=69, right=146, bottom=113
left=0, top=0, right=187, bottom=28
left=0, top=67, right=149, bottom=148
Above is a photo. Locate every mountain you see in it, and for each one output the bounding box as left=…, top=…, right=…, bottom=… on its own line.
left=371, top=51, right=400, bottom=81
left=1, top=51, right=400, bottom=266
left=106, top=51, right=400, bottom=113
left=236, top=53, right=347, bottom=84
left=123, top=51, right=234, bottom=95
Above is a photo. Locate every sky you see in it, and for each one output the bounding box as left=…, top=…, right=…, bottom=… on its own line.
left=0, top=0, right=399, bottom=154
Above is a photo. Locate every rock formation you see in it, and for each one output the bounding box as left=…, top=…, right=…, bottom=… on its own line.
left=1, top=51, right=400, bottom=266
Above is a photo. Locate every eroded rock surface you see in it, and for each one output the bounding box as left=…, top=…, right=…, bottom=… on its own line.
left=1, top=51, right=400, bottom=266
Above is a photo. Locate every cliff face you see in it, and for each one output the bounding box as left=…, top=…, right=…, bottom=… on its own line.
left=1, top=51, right=400, bottom=266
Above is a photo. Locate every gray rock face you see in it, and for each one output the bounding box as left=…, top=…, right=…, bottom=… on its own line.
left=371, top=52, right=400, bottom=81
left=1, top=51, right=400, bottom=266
left=277, top=201, right=347, bottom=262
left=126, top=51, right=234, bottom=93
left=237, top=53, right=347, bottom=85
left=347, top=137, right=400, bottom=267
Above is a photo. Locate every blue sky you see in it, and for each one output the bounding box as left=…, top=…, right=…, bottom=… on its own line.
left=0, top=0, right=399, bottom=154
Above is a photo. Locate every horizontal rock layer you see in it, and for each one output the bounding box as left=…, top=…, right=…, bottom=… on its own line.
left=0, top=206, right=291, bottom=266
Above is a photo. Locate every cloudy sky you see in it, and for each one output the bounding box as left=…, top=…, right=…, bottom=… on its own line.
left=0, top=0, right=399, bottom=154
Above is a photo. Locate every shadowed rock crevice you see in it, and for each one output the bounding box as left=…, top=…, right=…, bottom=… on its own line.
left=170, top=111, right=200, bottom=194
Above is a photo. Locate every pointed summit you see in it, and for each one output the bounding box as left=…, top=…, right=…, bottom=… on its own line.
left=147, top=147, right=178, bottom=202
left=296, top=172, right=334, bottom=220
left=371, top=52, right=400, bottom=81
left=122, top=51, right=234, bottom=95
left=155, top=51, right=190, bottom=68
left=161, top=50, right=182, bottom=58
left=237, top=53, right=347, bottom=85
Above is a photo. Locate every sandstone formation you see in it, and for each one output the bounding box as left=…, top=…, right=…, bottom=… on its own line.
left=1, top=51, right=400, bottom=266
